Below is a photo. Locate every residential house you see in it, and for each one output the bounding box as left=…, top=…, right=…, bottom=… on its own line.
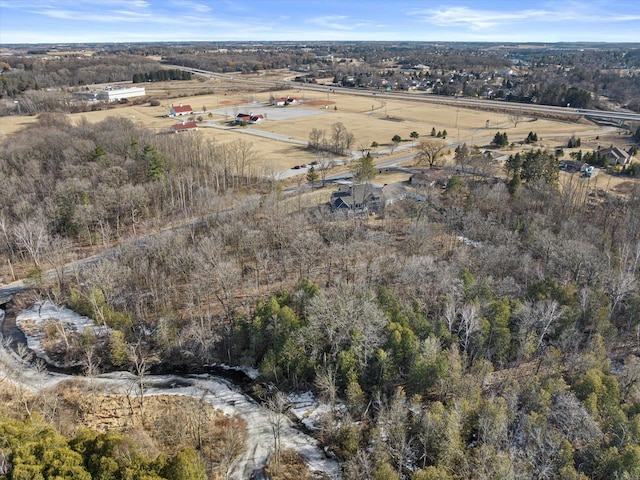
left=599, top=146, right=633, bottom=166
left=169, top=104, right=193, bottom=116
left=235, top=113, right=264, bottom=124
left=273, top=97, right=301, bottom=106
left=330, top=183, right=384, bottom=213
left=170, top=121, right=198, bottom=133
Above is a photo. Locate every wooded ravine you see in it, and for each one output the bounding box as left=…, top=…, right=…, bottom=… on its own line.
left=1, top=104, right=640, bottom=479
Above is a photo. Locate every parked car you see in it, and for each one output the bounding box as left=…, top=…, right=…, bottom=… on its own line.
left=292, top=165, right=301, bottom=169
left=582, top=166, right=595, bottom=178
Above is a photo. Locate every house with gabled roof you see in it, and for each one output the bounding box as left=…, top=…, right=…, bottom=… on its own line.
left=330, top=182, right=384, bottom=213
left=599, top=146, right=633, bottom=166
left=273, top=97, right=301, bottom=106
left=170, top=121, right=198, bottom=133
left=169, top=104, right=193, bottom=116
left=235, top=113, right=265, bottom=124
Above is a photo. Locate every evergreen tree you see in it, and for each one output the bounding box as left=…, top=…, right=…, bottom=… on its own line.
left=306, top=165, right=319, bottom=190
left=144, top=144, right=167, bottom=182
left=492, top=132, right=508, bottom=147
left=161, top=447, right=207, bottom=480
left=351, top=152, right=377, bottom=182
left=568, top=135, right=581, bottom=148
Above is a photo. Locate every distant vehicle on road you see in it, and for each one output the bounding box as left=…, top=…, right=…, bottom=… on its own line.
left=292, top=165, right=301, bottom=169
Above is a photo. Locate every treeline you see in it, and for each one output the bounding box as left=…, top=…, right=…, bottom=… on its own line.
left=499, top=49, right=640, bottom=111
left=308, top=122, right=355, bottom=155
left=506, top=84, right=593, bottom=108
left=0, top=54, right=161, bottom=98
left=0, top=114, right=266, bottom=260
left=163, top=51, right=302, bottom=74
left=133, top=69, right=192, bottom=83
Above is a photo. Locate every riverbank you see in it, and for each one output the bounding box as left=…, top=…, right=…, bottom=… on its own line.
left=0, top=300, right=341, bottom=479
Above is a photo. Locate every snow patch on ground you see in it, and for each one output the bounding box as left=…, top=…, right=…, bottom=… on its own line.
left=214, top=362, right=261, bottom=380
left=288, top=390, right=334, bottom=432
left=15, top=300, right=109, bottom=368
left=130, top=374, right=341, bottom=479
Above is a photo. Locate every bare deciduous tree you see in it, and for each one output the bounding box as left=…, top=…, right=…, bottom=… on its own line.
left=218, top=418, right=247, bottom=480
left=343, top=449, right=375, bottom=480
left=508, top=110, right=524, bottom=127
left=458, top=303, right=480, bottom=355
left=129, top=339, right=151, bottom=414
left=265, top=391, right=288, bottom=476
left=13, top=214, right=49, bottom=268
left=415, top=138, right=448, bottom=168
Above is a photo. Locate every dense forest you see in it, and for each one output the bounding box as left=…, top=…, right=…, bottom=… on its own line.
left=0, top=54, right=162, bottom=98
left=1, top=111, right=640, bottom=478
left=132, top=69, right=192, bottom=83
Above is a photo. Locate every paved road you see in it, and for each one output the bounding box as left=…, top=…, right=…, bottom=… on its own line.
left=169, top=64, right=640, bottom=123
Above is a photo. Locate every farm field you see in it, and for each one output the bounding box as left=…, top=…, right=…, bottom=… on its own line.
left=0, top=77, right=630, bottom=179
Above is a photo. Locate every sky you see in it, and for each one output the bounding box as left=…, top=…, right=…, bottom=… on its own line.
left=0, top=0, right=639, bottom=44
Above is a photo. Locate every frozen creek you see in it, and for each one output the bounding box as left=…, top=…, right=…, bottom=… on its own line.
left=0, top=301, right=341, bottom=480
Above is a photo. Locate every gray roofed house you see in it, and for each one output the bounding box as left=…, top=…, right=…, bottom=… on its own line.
left=599, top=147, right=633, bottom=166
left=330, top=183, right=384, bottom=213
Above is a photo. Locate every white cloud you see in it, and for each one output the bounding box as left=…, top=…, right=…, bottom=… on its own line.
left=308, top=15, right=353, bottom=31
left=3, top=0, right=265, bottom=30
left=408, top=3, right=640, bottom=30
left=33, top=8, right=162, bottom=23
left=410, top=6, right=553, bottom=29
left=177, top=1, right=211, bottom=13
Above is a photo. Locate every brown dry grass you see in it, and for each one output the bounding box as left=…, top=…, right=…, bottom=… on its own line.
left=0, top=77, right=627, bottom=177
left=265, top=450, right=316, bottom=480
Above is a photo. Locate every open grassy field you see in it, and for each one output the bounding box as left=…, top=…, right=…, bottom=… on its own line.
left=0, top=76, right=633, bottom=179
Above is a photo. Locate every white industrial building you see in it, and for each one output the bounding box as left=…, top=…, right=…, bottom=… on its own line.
left=96, top=86, right=146, bottom=102
left=74, top=86, right=146, bottom=102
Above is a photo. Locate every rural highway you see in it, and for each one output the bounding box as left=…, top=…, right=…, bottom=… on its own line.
left=172, top=65, right=640, bottom=124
